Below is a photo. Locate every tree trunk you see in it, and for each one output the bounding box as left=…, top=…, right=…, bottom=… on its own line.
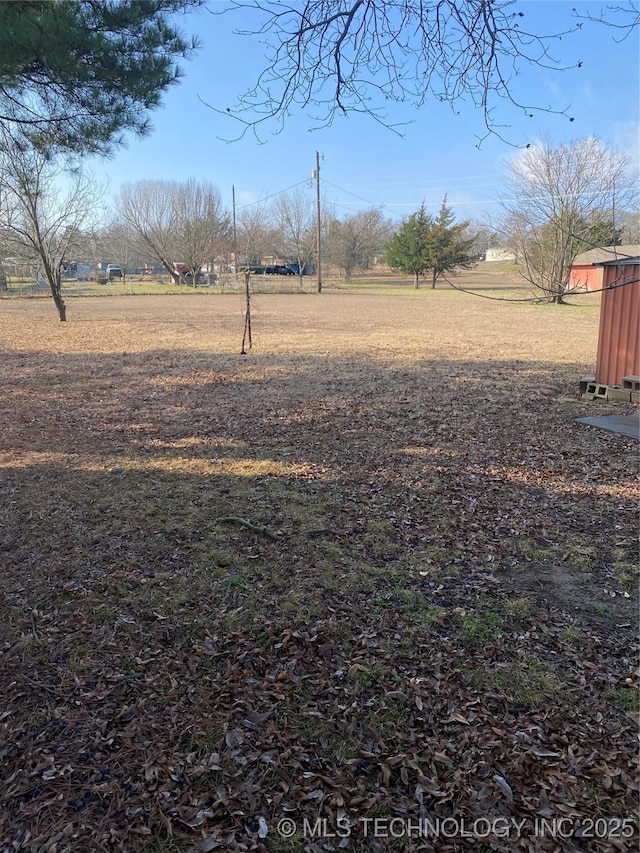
left=44, top=264, right=67, bottom=321
left=51, top=279, right=67, bottom=321
left=0, top=264, right=7, bottom=291
left=552, top=281, right=567, bottom=304
left=431, top=269, right=437, bottom=289
left=160, top=259, right=180, bottom=284
left=414, top=272, right=420, bottom=288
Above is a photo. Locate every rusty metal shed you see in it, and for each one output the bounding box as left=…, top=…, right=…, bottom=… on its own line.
left=570, top=244, right=640, bottom=292
left=594, top=257, right=640, bottom=387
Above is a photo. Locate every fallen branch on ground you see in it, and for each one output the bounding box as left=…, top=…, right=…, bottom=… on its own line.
left=216, top=516, right=333, bottom=540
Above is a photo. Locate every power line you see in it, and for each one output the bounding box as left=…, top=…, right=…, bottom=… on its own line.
left=235, top=179, right=309, bottom=211
left=323, top=179, right=380, bottom=207
left=323, top=179, right=405, bottom=221
left=347, top=172, right=505, bottom=188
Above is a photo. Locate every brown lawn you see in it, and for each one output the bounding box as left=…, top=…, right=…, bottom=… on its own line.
left=0, top=290, right=638, bottom=853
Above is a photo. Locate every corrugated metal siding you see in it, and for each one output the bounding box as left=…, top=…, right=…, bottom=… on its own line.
left=569, top=264, right=603, bottom=292
left=595, top=264, right=640, bottom=386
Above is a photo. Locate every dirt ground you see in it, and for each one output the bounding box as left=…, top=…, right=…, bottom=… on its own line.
left=0, top=290, right=638, bottom=853
left=346, top=262, right=526, bottom=290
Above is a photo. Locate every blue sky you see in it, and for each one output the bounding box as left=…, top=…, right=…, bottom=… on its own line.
left=88, top=1, right=639, bottom=224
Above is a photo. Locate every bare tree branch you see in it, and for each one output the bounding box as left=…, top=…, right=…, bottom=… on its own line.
left=572, top=2, right=639, bottom=43
left=208, top=0, right=619, bottom=142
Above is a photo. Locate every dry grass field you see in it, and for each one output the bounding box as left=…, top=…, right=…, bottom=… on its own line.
left=1, top=290, right=638, bottom=853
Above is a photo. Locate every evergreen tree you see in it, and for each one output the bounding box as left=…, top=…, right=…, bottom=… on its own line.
left=576, top=215, right=624, bottom=251
left=426, top=199, right=477, bottom=288
left=0, top=0, right=200, bottom=156
left=385, top=206, right=433, bottom=288
left=386, top=201, right=477, bottom=288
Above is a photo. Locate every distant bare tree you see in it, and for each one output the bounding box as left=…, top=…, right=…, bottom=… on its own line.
left=270, top=188, right=316, bottom=282
left=237, top=204, right=270, bottom=269
left=617, top=210, right=640, bottom=244
left=468, top=220, right=504, bottom=259
left=500, top=137, right=638, bottom=303
left=174, top=179, right=231, bottom=284
left=0, top=140, right=103, bottom=320
left=96, top=220, right=138, bottom=287
left=325, top=208, right=393, bottom=280
left=119, top=179, right=230, bottom=284
left=119, top=181, right=181, bottom=282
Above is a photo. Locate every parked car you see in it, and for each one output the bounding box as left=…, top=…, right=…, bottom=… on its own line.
left=264, top=264, right=295, bottom=276
left=106, top=264, right=123, bottom=280
left=288, top=263, right=315, bottom=275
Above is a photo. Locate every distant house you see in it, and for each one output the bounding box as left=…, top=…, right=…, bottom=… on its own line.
left=570, top=245, right=640, bottom=292
left=485, top=248, right=515, bottom=262
left=594, top=255, right=640, bottom=387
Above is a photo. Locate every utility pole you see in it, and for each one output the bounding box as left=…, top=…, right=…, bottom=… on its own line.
left=232, top=185, right=238, bottom=275
left=314, top=151, right=322, bottom=293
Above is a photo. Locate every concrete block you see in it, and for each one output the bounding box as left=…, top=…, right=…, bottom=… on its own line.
left=606, top=386, right=632, bottom=402
left=622, top=375, right=640, bottom=391
left=586, top=383, right=608, bottom=398
left=631, top=391, right=640, bottom=404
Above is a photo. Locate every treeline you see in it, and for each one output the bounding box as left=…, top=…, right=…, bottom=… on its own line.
left=1, top=136, right=637, bottom=321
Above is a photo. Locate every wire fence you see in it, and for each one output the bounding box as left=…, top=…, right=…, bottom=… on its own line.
left=0, top=265, right=561, bottom=301
left=0, top=273, right=322, bottom=300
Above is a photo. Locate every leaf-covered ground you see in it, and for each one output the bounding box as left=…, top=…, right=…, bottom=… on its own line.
left=0, top=291, right=638, bottom=853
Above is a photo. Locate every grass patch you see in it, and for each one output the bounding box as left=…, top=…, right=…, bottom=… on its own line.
left=144, top=829, right=191, bottom=853
left=612, top=548, right=639, bottom=592
left=457, top=607, right=503, bottom=643
left=222, top=572, right=249, bottom=589
left=266, top=833, right=306, bottom=852
left=562, top=626, right=583, bottom=643
left=467, top=654, right=564, bottom=708
left=502, top=597, right=531, bottom=618
left=606, top=687, right=639, bottom=712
